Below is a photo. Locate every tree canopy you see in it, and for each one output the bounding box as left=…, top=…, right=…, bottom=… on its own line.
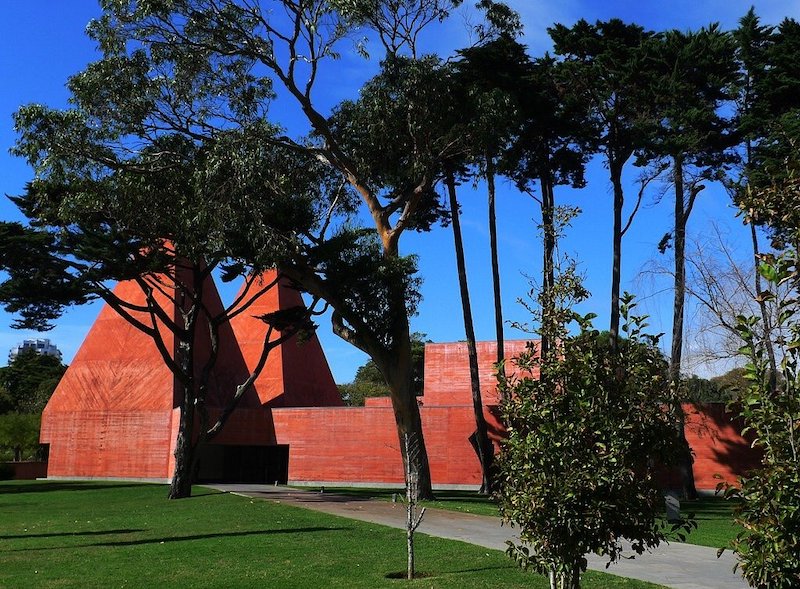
left=0, top=349, right=67, bottom=415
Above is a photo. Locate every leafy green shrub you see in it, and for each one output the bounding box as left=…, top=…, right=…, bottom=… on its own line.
left=0, top=413, right=41, bottom=461
left=723, top=251, right=800, bottom=588
left=496, top=287, right=692, bottom=589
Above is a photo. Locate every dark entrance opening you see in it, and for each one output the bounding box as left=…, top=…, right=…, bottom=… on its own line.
left=197, top=445, right=289, bottom=484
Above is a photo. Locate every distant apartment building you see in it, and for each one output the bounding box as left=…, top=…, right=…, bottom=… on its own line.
left=8, top=338, right=63, bottom=364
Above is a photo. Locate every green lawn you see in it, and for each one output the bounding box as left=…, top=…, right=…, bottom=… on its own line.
left=312, top=487, right=741, bottom=549
left=0, top=481, right=666, bottom=589
left=307, top=486, right=502, bottom=516
left=677, top=497, right=742, bottom=549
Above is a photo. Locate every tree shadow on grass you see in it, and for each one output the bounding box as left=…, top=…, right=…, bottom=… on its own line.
left=0, top=529, right=144, bottom=540
left=185, top=487, right=225, bottom=498
left=3, top=526, right=350, bottom=552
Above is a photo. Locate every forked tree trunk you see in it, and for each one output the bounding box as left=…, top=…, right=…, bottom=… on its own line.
left=446, top=170, right=494, bottom=494
left=669, top=156, right=698, bottom=500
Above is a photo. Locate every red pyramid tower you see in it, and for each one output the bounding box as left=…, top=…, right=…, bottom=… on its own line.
left=229, top=272, right=342, bottom=408
left=40, top=268, right=340, bottom=482
left=40, top=277, right=178, bottom=479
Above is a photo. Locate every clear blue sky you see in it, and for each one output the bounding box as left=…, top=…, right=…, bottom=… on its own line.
left=1, top=1, right=797, bottom=382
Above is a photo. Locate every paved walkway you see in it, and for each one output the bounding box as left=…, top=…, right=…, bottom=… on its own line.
left=208, top=484, right=747, bottom=589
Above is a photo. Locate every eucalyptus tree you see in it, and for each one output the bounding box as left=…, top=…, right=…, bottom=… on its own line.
left=548, top=19, right=659, bottom=351
left=735, top=12, right=800, bottom=248
left=647, top=25, right=738, bottom=499
left=330, top=51, right=502, bottom=491
left=63, top=0, right=519, bottom=499
left=729, top=10, right=800, bottom=392
left=3, top=122, right=326, bottom=498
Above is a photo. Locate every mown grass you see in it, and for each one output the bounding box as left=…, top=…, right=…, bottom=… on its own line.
left=678, top=497, right=742, bottom=549
left=0, top=481, right=666, bottom=589
left=313, top=487, right=741, bottom=549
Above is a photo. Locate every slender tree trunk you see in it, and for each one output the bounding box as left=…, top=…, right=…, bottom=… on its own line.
left=609, top=162, right=625, bottom=353
left=670, top=156, right=698, bottom=500
left=382, top=270, right=434, bottom=499
left=743, top=139, right=779, bottom=394
left=446, top=170, right=493, bottom=494
left=540, top=172, right=556, bottom=365
left=487, top=157, right=505, bottom=386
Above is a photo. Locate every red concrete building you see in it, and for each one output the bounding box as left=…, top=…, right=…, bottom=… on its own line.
left=40, top=273, right=758, bottom=490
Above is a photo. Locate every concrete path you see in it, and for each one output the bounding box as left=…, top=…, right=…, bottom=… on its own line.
left=208, top=484, right=747, bottom=589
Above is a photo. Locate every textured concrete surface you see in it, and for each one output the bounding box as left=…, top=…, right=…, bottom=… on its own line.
left=40, top=272, right=758, bottom=493
left=210, top=484, right=748, bottom=589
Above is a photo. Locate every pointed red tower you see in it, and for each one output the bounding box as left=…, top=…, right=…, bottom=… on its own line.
left=40, top=279, right=178, bottom=479
left=229, top=272, right=342, bottom=408
left=40, top=268, right=341, bottom=481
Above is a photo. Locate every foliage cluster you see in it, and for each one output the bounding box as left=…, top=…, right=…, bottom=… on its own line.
left=723, top=249, right=800, bottom=588
left=0, top=413, right=41, bottom=462
left=0, top=349, right=66, bottom=461
left=0, top=349, right=66, bottom=414
left=497, top=220, right=689, bottom=589
left=681, top=369, right=750, bottom=403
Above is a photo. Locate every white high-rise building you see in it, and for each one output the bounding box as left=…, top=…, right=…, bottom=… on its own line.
left=8, top=338, right=62, bottom=364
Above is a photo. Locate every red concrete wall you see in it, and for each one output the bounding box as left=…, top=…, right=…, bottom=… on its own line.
left=41, top=279, right=177, bottom=479
left=273, top=400, right=758, bottom=490
left=683, top=403, right=761, bottom=490
left=41, top=270, right=344, bottom=481
left=1, top=462, right=47, bottom=480
left=45, top=410, right=174, bottom=479
left=423, top=340, right=534, bottom=406
left=272, top=404, right=503, bottom=487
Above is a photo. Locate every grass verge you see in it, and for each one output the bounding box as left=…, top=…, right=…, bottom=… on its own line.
left=309, top=487, right=741, bottom=549
left=0, top=481, right=665, bottom=589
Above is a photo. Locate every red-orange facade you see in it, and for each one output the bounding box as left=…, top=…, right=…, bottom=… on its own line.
left=41, top=274, right=758, bottom=490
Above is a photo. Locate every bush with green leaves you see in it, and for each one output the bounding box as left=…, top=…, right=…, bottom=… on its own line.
left=0, top=413, right=41, bottom=462
left=723, top=250, right=800, bottom=589
left=496, top=280, right=690, bottom=589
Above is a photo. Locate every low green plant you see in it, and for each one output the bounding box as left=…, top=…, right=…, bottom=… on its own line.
left=495, top=218, right=693, bottom=589
left=722, top=250, right=800, bottom=588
